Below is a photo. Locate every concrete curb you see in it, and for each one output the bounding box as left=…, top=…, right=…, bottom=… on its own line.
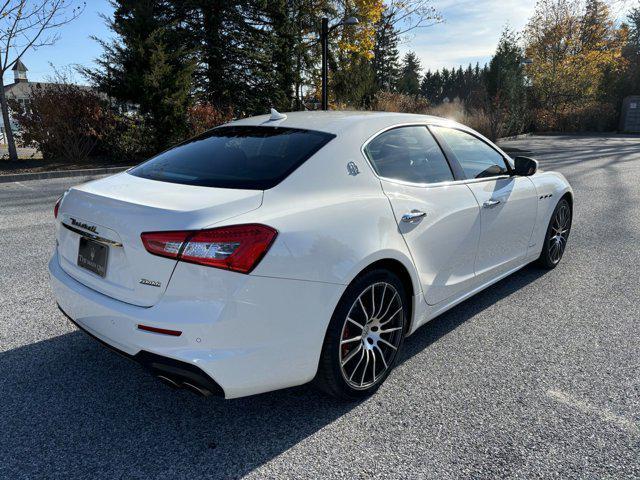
left=0, top=166, right=131, bottom=184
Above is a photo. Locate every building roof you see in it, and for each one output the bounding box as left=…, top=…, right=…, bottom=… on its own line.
left=3, top=80, right=93, bottom=98
left=4, top=81, right=55, bottom=96
left=12, top=59, right=27, bottom=72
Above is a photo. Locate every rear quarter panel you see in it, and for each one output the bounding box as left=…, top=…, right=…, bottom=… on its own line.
left=216, top=131, right=421, bottom=293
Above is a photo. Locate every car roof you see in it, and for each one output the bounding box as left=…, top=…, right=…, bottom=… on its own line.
left=227, top=110, right=461, bottom=136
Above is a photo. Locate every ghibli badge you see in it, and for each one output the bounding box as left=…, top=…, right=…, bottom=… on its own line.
left=140, top=278, right=161, bottom=288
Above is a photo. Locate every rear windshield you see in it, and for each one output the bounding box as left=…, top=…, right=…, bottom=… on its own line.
left=129, top=125, right=335, bottom=190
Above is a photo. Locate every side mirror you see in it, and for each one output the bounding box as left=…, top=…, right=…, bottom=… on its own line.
left=513, top=156, right=538, bottom=176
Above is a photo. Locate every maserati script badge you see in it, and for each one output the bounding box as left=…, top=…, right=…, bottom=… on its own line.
left=70, top=217, right=98, bottom=233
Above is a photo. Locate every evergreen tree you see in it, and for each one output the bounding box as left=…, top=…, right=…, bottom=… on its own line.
left=398, top=52, right=421, bottom=96
left=462, top=63, right=475, bottom=103
left=440, top=67, right=452, bottom=100
left=421, top=69, right=443, bottom=103
left=420, top=70, right=433, bottom=101
left=454, top=66, right=464, bottom=99
left=178, top=0, right=273, bottom=114
left=421, top=62, right=489, bottom=106
left=486, top=28, right=528, bottom=138
left=263, top=0, right=330, bottom=110
left=629, top=6, right=640, bottom=54
left=373, top=9, right=401, bottom=92
left=264, top=1, right=297, bottom=111
left=85, top=0, right=194, bottom=152
left=333, top=56, right=377, bottom=107
left=618, top=6, right=640, bottom=102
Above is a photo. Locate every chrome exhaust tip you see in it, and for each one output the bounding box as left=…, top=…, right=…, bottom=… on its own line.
left=156, top=374, right=181, bottom=389
left=182, top=381, right=211, bottom=397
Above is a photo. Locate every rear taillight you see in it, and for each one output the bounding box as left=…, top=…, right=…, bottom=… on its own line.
left=141, top=224, right=277, bottom=274
left=140, top=231, right=191, bottom=259
left=54, top=195, right=62, bottom=219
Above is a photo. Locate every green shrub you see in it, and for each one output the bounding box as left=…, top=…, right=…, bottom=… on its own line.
left=97, top=112, right=156, bottom=162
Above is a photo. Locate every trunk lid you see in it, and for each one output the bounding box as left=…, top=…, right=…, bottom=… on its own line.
left=56, top=172, right=263, bottom=307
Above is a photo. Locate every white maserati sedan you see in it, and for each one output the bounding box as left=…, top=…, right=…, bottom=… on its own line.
left=49, top=111, right=573, bottom=400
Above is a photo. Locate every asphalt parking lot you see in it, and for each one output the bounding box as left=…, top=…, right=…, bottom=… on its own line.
left=1, top=134, right=639, bottom=479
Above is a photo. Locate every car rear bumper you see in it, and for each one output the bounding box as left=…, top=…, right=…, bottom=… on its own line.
left=57, top=305, right=225, bottom=396
left=48, top=251, right=345, bottom=398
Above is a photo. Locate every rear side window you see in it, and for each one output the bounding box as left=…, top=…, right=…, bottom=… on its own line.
left=129, top=126, right=335, bottom=190
left=430, top=126, right=509, bottom=179
left=364, top=126, right=453, bottom=184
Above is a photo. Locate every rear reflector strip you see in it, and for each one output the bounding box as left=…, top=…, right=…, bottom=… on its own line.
left=137, top=324, right=182, bottom=336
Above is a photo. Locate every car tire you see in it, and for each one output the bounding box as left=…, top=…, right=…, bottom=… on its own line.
left=538, top=198, right=572, bottom=269
left=314, top=269, right=408, bottom=400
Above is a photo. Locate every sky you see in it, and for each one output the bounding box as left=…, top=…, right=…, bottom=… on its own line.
left=400, top=0, right=635, bottom=73
left=3, top=0, right=114, bottom=85
left=398, top=0, right=537, bottom=72
left=4, top=0, right=637, bottom=85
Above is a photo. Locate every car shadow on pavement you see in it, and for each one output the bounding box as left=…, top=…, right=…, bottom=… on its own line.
left=0, top=264, right=547, bottom=479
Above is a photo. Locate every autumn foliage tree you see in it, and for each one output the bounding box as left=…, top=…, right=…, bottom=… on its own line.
left=524, top=0, right=624, bottom=130
left=12, top=81, right=110, bottom=162
left=187, top=103, right=234, bottom=136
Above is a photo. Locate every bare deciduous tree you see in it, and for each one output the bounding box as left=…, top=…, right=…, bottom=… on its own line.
left=0, top=0, right=84, bottom=161
left=382, top=0, right=442, bottom=38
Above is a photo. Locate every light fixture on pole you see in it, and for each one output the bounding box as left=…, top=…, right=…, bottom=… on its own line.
left=321, top=16, right=359, bottom=111
left=521, top=58, right=533, bottom=87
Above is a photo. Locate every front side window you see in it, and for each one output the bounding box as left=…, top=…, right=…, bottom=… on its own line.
left=364, top=126, right=453, bottom=184
left=431, top=126, right=509, bottom=179
left=129, top=126, right=335, bottom=190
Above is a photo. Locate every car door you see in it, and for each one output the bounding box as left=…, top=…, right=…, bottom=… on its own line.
left=363, top=125, right=481, bottom=306
left=430, top=126, right=538, bottom=277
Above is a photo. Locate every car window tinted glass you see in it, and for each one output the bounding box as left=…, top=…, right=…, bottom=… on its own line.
left=431, top=126, right=508, bottom=179
left=364, top=126, right=453, bottom=184
left=129, top=126, right=335, bottom=190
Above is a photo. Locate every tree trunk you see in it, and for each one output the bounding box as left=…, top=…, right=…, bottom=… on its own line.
left=0, top=76, right=18, bottom=162
left=200, top=2, right=225, bottom=108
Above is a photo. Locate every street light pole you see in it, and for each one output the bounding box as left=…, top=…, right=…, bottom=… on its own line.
left=321, top=17, right=329, bottom=111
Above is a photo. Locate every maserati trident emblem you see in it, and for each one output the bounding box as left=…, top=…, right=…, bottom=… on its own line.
left=90, top=248, right=96, bottom=261
left=347, top=161, right=360, bottom=176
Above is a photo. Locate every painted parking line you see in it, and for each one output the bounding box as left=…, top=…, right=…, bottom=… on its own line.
left=547, top=389, right=639, bottom=435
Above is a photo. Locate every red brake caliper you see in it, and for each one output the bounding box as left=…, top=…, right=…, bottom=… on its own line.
left=341, top=325, right=351, bottom=357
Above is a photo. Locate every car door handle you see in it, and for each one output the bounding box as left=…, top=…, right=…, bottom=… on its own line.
left=401, top=210, right=427, bottom=223
left=483, top=199, right=501, bottom=209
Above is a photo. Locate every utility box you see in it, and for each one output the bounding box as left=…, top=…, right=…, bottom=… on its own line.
left=620, top=96, right=640, bottom=133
